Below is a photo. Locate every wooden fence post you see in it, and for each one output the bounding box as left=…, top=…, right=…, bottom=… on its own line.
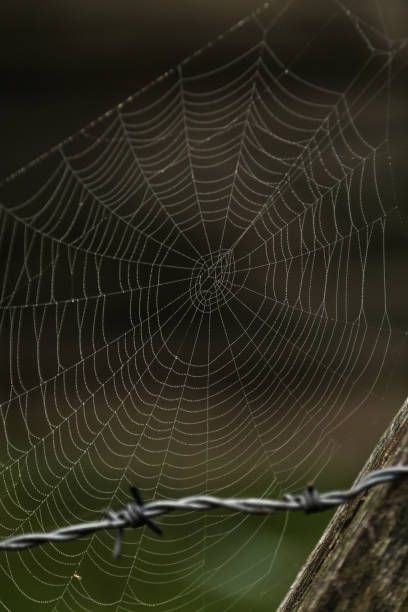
left=278, top=398, right=408, bottom=611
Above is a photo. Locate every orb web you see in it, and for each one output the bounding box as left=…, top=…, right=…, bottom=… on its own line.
left=0, top=1, right=407, bottom=610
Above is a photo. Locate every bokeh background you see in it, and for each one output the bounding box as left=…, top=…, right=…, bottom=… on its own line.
left=0, top=1, right=407, bottom=610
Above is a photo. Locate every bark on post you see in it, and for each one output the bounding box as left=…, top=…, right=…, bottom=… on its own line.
left=278, top=398, right=408, bottom=612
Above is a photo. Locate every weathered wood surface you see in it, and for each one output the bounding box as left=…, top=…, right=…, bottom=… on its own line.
left=278, top=398, right=408, bottom=612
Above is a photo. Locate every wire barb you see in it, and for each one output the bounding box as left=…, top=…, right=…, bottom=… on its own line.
left=0, top=465, right=407, bottom=559
left=284, top=484, right=326, bottom=514
left=102, top=487, right=162, bottom=559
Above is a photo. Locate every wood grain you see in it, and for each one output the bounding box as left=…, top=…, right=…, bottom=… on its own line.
left=278, top=398, right=408, bottom=612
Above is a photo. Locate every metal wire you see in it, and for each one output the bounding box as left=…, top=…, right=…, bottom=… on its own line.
left=1, top=465, right=407, bottom=559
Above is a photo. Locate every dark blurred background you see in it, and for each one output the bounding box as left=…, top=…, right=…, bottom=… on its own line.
left=0, top=1, right=407, bottom=611
left=1, top=0, right=272, bottom=179
left=1, top=0, right=408, bottom=180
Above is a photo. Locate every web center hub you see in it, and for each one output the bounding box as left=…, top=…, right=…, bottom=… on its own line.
left=189, top=250, right=236, bottom=313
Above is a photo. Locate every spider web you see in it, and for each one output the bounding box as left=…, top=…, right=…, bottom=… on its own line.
left=0, top=1, right=407, bottom=610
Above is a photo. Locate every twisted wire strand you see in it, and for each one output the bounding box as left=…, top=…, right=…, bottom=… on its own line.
left=1, top=466, right=407, bottom=559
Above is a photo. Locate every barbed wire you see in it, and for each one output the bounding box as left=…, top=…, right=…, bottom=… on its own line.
left=1, top=465, right=407, bottom=559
